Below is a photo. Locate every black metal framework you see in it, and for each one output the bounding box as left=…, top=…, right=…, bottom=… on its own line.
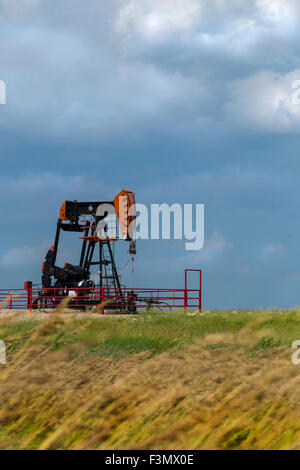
left=41, top=201, right=122, bottom=295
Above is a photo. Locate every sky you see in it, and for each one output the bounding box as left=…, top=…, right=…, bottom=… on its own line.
left=1, top=0, right=300, bottom=308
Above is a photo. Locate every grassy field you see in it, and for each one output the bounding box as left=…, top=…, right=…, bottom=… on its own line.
left=0, top=305, right=299, bottom=450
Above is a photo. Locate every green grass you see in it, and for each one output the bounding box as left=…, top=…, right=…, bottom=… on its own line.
left=1, top=310, right=300, bottom=359
left=0, top=319, right=39, bottom=339
left=0, top=319, right=39, bottom=352
left=0, top=309, right=300, bottom=449
left=225, top=428, right=251, bottom=449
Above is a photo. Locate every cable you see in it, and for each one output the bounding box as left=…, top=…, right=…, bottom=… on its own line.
left=131, top=255, right=134, bottom=289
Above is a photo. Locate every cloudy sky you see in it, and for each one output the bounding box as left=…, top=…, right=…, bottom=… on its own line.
left=1, top=0, right=300, bottom=308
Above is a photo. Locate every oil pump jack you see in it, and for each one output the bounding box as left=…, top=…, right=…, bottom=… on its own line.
left=35, top=189, right=136, bottom=310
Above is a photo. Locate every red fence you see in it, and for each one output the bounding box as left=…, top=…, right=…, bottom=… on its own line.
left=0, top=270, right=202, bottom=313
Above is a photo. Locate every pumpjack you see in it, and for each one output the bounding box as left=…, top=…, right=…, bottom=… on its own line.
left=34, top=189, right=136, bottom=311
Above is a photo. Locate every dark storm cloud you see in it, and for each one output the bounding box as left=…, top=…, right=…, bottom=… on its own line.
left=1, top=0, right=300, bottom=144
left=1, top=0, right=300, bottom=307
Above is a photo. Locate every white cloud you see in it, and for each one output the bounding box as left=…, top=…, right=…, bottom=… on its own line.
left=224, top=70, right=300, bottom=133
left=160, top=231, right=234, bottom=271
left=115, top=0, right=202, bottom=40
left=1, top=0, right=300, bottom=143
left=257, top=0, right=298, bottom=26
left=262, top=243, right=287, bottom=258
left=198, top=230, right=234, bottom=263
left=115, top=0, right=299, bottom=55
left=0, top=244, right=45, bottom=267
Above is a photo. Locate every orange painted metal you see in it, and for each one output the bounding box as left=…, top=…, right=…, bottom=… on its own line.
left=59, top=201, right=69, bottom=220
left=113, top=189, right=136, bottom=241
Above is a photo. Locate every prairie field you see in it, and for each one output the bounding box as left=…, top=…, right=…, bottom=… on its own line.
left=0, top=304, right=299, bottom=450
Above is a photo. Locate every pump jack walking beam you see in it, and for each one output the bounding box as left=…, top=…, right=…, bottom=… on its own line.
left=41, top=190, right=136, bottom=294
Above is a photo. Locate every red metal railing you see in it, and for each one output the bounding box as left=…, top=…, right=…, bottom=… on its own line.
left=185, top=269, right=202, bottom=311
left=0, top=270, right=202, bottom=313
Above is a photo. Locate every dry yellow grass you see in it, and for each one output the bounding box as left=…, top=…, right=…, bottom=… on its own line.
left=0, top=306, right=299, bottom=449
